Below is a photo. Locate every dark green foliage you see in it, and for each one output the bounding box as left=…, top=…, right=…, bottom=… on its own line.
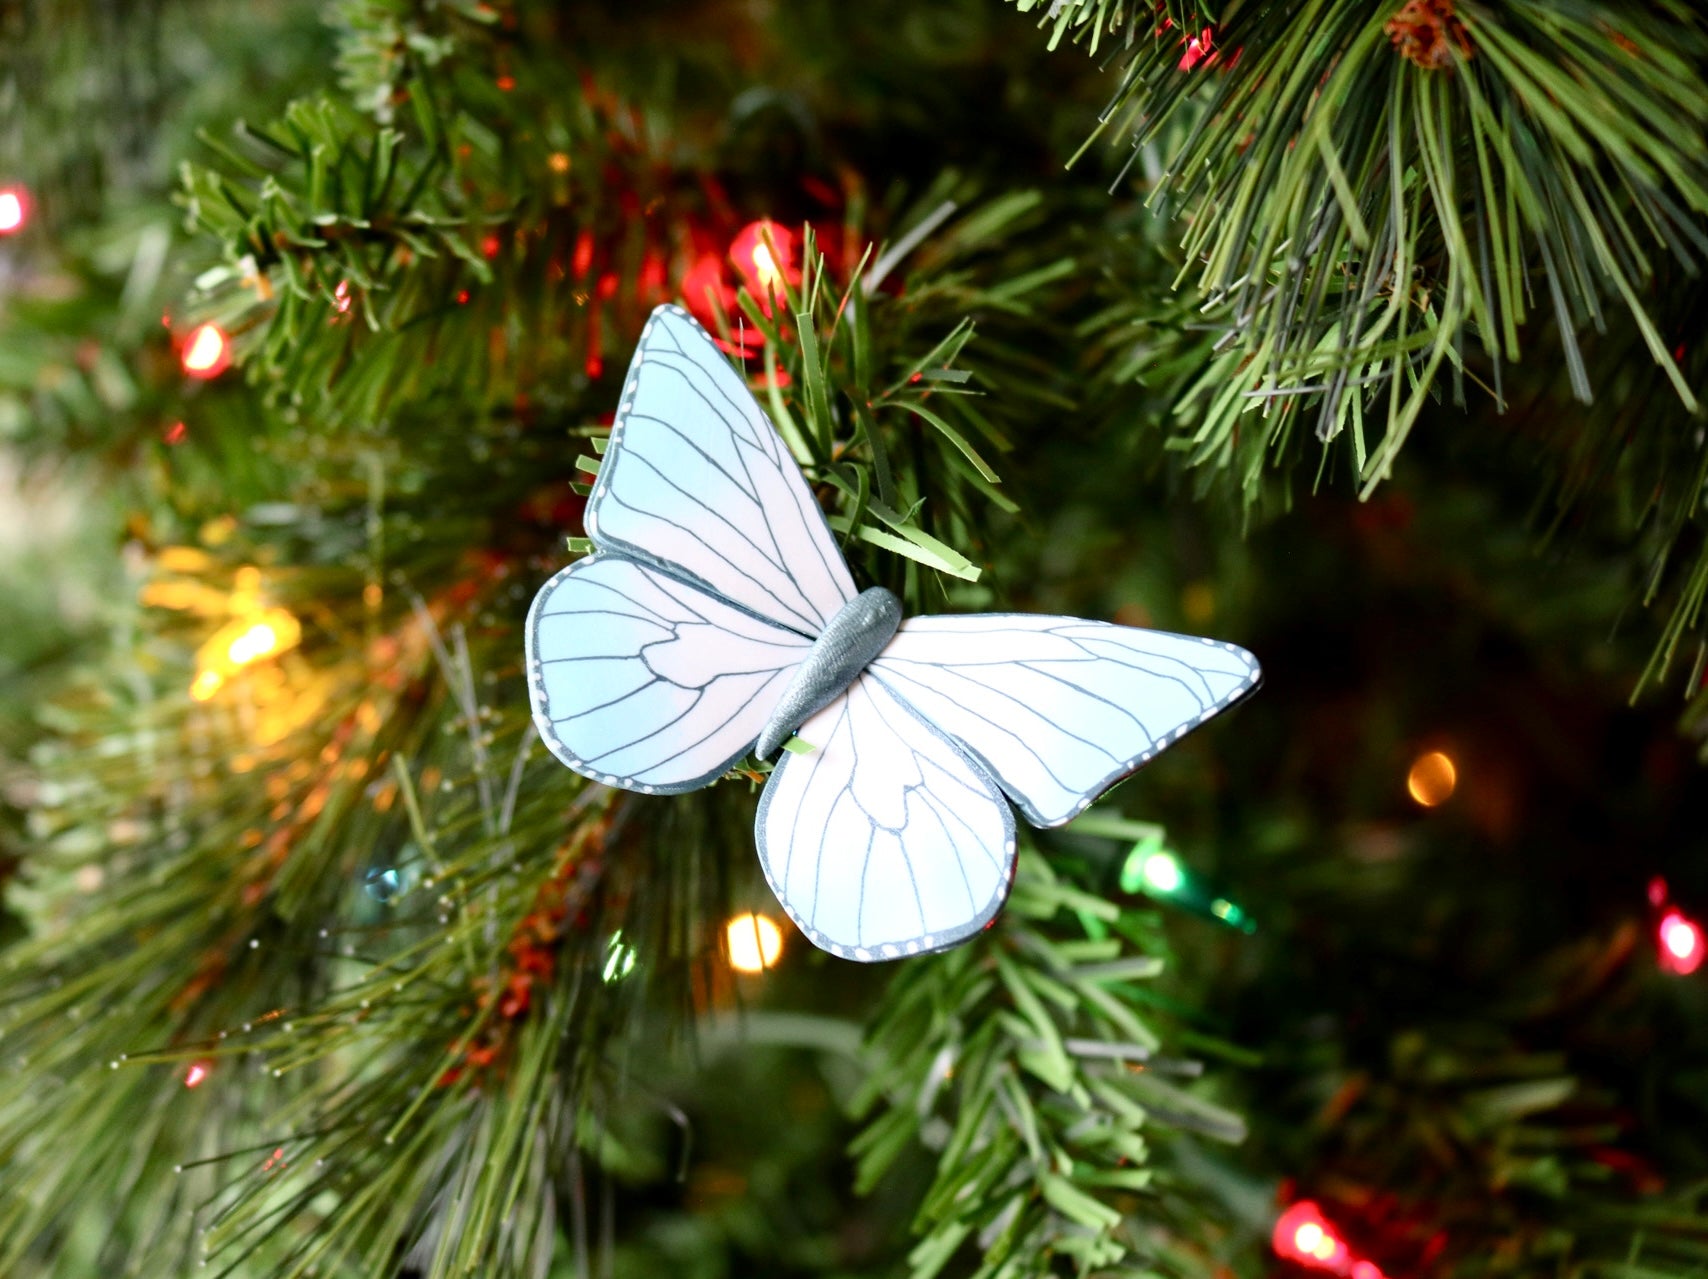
left=5, top=1, right=1708, bottom=1277
left=1091, top=0, right=1708, bottom=478
left=1021, top=0, right=1708, bottom=740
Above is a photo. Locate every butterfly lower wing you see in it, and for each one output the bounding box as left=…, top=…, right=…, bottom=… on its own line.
left=526, top=554, right=812, bottom=792
left=755, top=673, right=1016, bottom=961
left=586, top=305, right=856, bottom=636
left=868, top=615, right=1260, bottom=827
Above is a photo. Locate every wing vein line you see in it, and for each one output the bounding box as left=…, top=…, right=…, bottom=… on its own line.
left=625, top=409, right=790, bottom=576
left=603, top=488, right=820, bottom=633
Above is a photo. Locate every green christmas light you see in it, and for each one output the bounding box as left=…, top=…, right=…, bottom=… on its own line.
left=602, top=931, right=637, bottom=982
left=1116, top=833, right=1256, bottom=934
left=1208, top=895, right=1255, bottom=933
left=1118, top=834, right=1174, bottom=895
left=1137, top=848, right=1184, bottom=894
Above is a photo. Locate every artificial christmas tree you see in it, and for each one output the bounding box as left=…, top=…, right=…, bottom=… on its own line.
left=4, top=2, right=1708, bottom=1276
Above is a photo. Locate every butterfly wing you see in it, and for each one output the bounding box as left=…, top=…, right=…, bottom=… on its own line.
left=526, top=554, right=813, bottom=792
left=586, top=304, right=856, bottom=637
left=755, top=673, right=1016, bottom=961
left=868, top=615, right=1260, bottom=827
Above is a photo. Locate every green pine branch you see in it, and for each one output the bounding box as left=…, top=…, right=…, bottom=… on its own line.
left=854, top=851, right=1245, bottom=1279
left=1010, top=0, right=1216, bottom=53
left=1041, top=0, right=1708, bottom=501
left=3, top=26, right=1095, bottom=1262
left=1029, top=0, right=1708, bottom=726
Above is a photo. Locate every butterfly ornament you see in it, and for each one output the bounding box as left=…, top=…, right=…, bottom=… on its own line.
left=526, top=305, right=1260, bottom=962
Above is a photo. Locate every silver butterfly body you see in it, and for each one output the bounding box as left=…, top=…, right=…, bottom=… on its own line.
left=526, top=304, right=1260, bottom=962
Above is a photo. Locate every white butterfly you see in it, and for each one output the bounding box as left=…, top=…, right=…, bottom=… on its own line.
left=526, top=304, right=1260, bottom=962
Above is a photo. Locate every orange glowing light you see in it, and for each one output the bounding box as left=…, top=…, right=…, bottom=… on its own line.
left=1659, top=909, right=1705, bottom=976
left=190, top=670, right=224, bottom=702
left=185, top=1062, right=210, bottom=1088
left=726, top=912, right=784, bottom=973
left=1406, top=750, right=1457, bottom=807
left=0, top=186, right=27, bottom=234
left=181, top=323, right=232, bottom=378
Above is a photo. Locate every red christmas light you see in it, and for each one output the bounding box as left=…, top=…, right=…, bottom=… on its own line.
left=682, top=252, right=731, bottom=311
left=585, top=302, right=604, bottom=379
left=0, top=184, right=28, bottom=235
left=1659, top=908, right=1704, bottom=976
left=1272, top=1201, right=1387, bottom=1279
left=1179, top=27, right=1216, bottom=70
left=571, top=229, right=595, bottom=279
left=184, top=1062, right=210, bottom=1088
left=180, top=323, right=232, bottom=378
left=681, top=252, right=762, bottom=357
left=730, top=219, right=799, bottom=299
left=638, top=248, right=667, bottom=301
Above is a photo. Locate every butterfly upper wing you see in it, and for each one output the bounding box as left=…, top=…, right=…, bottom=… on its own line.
left=586, top=305, right=856, bottom=637
left=756, top=673, right=1016, bottom=961
left=526, top=554, right=813, bottom=792
left=868, top=615, right=1260, bottom=827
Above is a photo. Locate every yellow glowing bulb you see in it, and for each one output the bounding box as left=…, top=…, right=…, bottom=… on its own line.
left=227, top=621, right=280, bottom=666
left=194, top=606, right=300, bottom=694
left=726, top=912, right=784, bottom=973
left=1293, top=1223, right=1325, bottom=1254
left=1407, top=750, right=1457, bottom=807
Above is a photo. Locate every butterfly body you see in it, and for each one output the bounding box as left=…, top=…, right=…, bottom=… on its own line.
left=527, top=304, right=1261, bottom=962
left=756, top=585, right=901, bottom=760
